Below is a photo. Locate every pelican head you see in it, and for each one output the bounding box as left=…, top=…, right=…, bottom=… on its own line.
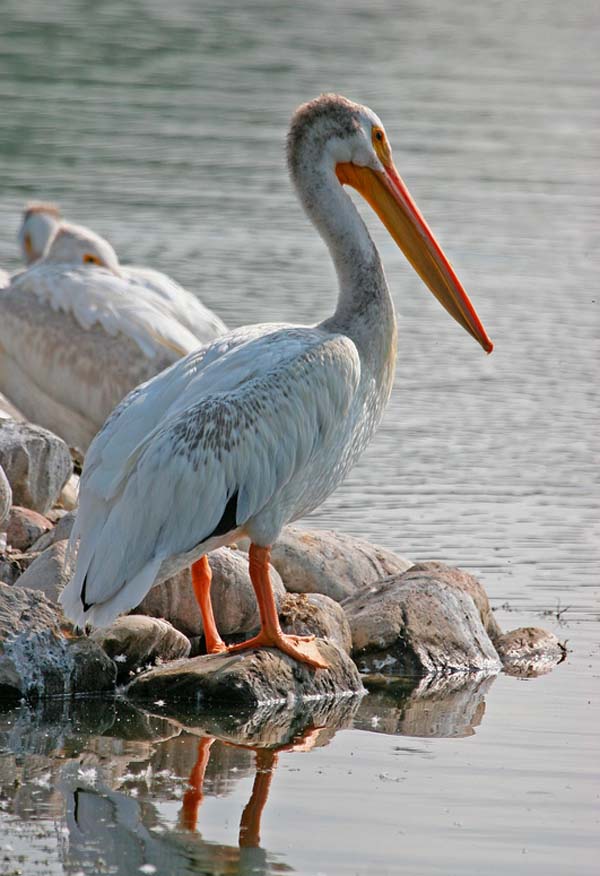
left=44, top=222, right=121, bottom=276
left=18, top=202, right=62, bottom=264
left=288, top=94, right=493, bottom=353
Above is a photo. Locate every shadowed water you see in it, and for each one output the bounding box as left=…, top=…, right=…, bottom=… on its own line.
left=0, top=0, right=598, bottom=873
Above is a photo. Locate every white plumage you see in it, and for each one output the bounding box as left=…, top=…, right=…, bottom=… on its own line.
left=61, top=94, right=492, bottom=667
left=0, top=221, right=226, bottom=449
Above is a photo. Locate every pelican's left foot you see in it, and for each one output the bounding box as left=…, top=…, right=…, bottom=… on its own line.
left=227, top=630, right=329, bottom=670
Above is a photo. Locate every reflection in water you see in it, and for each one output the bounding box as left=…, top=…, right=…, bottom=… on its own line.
left=0, top=696, right=361, bottom=875
left=0, top=676, right=502, bottom=873
left=358, top=672, right=495, bottom=738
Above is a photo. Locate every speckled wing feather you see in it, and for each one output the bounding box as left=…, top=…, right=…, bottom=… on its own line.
left=64, top=324, right=361, bottom=627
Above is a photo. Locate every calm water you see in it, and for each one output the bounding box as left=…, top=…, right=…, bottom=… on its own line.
left=0, top=1, right=598, bottom=873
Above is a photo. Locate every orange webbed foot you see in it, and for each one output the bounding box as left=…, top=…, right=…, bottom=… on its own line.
left=227, top=630, right=329, bottom=670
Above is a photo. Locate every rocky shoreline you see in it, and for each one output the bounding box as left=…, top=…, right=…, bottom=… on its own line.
left=0, top=410, right=566, bottom=707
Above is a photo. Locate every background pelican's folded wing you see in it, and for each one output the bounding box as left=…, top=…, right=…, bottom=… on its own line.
left=123, top=265, right=228, bottom=342
left=10, top=265, right=202, bottom=358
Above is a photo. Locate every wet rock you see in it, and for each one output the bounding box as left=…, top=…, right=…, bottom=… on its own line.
left=91, top=616, right=191, bottom=682
left=279, top=592, right=352, bottom=654
left=344, top=566, right=502, bottom=676
left=30, top=510, right=75, bottom=552
left=0, top=420, right=72, bottom=514
left=238, top=526, right=412, bottom=602
left=135, top=547, right=286, bottom=638
left=127, top=640, right=364, bottom=707
left=495, top=626, right=566, bottom=677
left=0, top=582, right=115, bottom=700
left=14, top=539, right=74, bottom=604
left=359, top=672, right=495, bottom=737
left=0, top=466, right=11, bottom=530
left=6, top=506, right=53, bottom=551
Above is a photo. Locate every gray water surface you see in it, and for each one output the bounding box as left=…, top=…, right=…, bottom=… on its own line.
left=0, top=1, right=598, bottom=873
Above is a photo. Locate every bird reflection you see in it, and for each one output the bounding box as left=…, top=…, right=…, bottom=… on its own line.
left=180, top=724, right=323, bottom=847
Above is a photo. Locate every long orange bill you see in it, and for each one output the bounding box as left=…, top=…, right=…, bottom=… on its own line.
left=336, top=160, right=493, bottom=353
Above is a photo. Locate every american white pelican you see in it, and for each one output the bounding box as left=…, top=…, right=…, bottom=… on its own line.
left=60, top=94, right=492, bottom=668
left=0, top=269, right=9, bottom=289
left=17, top=202, right=227, bottom=342
left=0, top=222, right=224, bottom=450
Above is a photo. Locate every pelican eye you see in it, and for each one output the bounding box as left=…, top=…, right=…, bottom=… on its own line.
left=83, top=253, right=102, bottom=266
left=371, top=126, right=392, bottom=166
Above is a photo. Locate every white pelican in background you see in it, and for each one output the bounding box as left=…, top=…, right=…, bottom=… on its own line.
left=0, top=223, right=225, bottom=450
left=61, top=94, right=493, bottom=668
left=17, top=202, right=227, bottom=342
left=0, top=269, right=9, bottom=288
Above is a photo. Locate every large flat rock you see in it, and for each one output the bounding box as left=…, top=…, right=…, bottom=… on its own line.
left=127, top=640, right=364, bottom=707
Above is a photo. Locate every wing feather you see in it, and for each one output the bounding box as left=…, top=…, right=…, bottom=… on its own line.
left=9, top=265, right=204, bottom=358
left=122, top=265, right=228, bottom=342
left=63, top=328, right=360, bottom=626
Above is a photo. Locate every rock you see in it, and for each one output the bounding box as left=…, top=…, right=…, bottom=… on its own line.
left=279, top=592, right=352, bottom=654
left=495, top=627, right=566, bottom=677
left=30, top=511, right=75, bottom=553
left=14, top=539, right=74, bottom=604
left=0, top=420, right=72, bottom=514
left=135, top=547, right=286, bottom=638
left=127, top=640, right=364, bottom=707
left=405, top=561, right=503, bottom=641
left=0, top=582, right=115, bottom=700
left=6, top=506, right=53, bottom=551
left=0, top=466, right=11, bottom=530
left=0, top=549, right=39, bottom=586
left=91, top=616, right=191, bottom=682
left=344, top=565, right=502, bottom=676
left=238, top=526, right=412, bottom=602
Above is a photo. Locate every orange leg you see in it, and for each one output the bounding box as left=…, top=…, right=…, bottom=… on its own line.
left=227, top=544, right=328, bottom=669
left=239, top=748, right=278, bottom=848
left=191, top=556, right=226, bottom=654
left=180, top=736, right=215, bottom=831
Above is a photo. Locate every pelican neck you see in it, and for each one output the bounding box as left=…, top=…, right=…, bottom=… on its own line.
left=290, top=155, right=396, bottom=361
